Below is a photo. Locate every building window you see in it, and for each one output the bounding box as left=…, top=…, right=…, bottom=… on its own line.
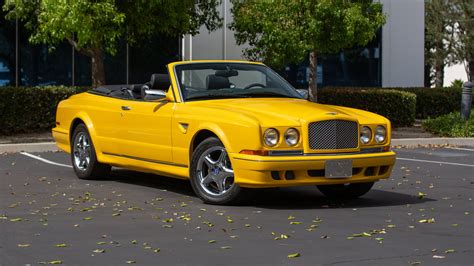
left=282, top=31, right=382, bottom=89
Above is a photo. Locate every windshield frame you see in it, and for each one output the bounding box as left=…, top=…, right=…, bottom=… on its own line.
left=172, top=62, right=303, bottom=102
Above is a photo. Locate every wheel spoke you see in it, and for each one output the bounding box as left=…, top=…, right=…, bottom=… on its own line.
left=82, top=135, right=87, bottom=148
left=204, top=155, right=217, bottom=167
left=215, top=175, right=226, bottom=193
left=218, top=150, right=227, bottom=164
left=201, top=173, right=214, bottom=185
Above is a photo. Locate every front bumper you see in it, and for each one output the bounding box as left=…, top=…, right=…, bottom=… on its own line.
left=230, top=151, right=396, bottom=188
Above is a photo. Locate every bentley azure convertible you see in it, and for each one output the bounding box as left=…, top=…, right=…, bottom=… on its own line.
left=53, top=60, right=396, bottom=205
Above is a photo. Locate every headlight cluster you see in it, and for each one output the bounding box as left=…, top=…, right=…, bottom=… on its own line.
left=263, top=128, right=300, bottom=147
left=360, top=125, right=387, bottom=144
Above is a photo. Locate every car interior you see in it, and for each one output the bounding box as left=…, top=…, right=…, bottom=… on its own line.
left=90, top=74, right=171, bottom=101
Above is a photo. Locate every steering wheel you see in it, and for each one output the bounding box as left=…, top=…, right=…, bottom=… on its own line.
left=243, top=83, right=266, bottom=90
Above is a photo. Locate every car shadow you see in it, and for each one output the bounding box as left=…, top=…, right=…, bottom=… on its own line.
left=108, top=169, right=435, bottom=210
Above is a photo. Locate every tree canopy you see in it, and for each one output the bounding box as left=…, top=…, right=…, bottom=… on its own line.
left=425, top=0, right=473, bottom=86
left=3, top=0, right=222, bottom=86
left=231, top=0, right=386, bottom=101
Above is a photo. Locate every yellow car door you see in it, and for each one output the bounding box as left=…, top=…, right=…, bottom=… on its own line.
left=117, top=99, right=174, bottom=164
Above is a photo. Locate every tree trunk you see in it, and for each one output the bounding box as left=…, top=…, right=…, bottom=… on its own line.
left=308, top=50, right=318, bottom=102
left=91, top=48, right=106, bottom=87
left=434, top=62, right=444, bottom=88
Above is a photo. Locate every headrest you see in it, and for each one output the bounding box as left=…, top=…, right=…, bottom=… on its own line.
left=206, top=75, right=230, bottom=90
left=150, top=74, right=171, bottom=91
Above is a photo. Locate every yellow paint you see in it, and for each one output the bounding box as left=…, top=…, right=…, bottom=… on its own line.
left=53, top=60, right=396, bottom=188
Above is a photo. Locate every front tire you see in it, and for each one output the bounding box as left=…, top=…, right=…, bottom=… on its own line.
left=71, top=124, right=111, bottom=180
left=190, top=137, right=244, bottom=205
left=317, top=182, right=374, bottom=199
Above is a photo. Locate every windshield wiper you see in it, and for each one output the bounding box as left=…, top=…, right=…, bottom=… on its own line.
left=243, top=92, right=297, bottom=98
left=186, top=94, right=250, bottom=101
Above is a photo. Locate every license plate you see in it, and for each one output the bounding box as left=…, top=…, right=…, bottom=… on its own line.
left=325, top=160, right=352, bottom=178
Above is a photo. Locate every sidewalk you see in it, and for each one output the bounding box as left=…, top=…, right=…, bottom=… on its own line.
left=1, top=127, right=473, bottom=154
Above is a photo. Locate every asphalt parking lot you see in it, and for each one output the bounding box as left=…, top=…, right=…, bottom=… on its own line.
left=1, top=147, right=473, bottom=265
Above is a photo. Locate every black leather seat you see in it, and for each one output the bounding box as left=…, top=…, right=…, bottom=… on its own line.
left=206, top=75, right=230, bottom=90
left=141, top=74, right=171, bottom=99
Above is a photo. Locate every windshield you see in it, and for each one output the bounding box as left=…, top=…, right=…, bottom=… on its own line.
left=174, top=63, right=302, bottom=101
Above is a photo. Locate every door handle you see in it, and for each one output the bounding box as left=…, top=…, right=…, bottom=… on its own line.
left=121, top=106, right=131, bottom=111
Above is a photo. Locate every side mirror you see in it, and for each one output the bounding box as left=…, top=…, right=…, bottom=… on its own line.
left=296, top=89, right=309, bottom=100
left=144, top=89, right=167, bottom=101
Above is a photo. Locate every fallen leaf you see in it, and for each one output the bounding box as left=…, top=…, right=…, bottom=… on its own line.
left=55, top=244, right=67, bottom=248
left=445, top=249, right=456, bottom=254
left=126, top=261, right=136, bottom=264
left=287, top=253, right=300, bottom=258
left=220, top=246, right=232, bottom=250
left=93, top=249, right=105, bottom=253
left=208, top=240, right=216, bottom=243
left=49, top=261, right=63, bottom=265
left=17, top=244, right=30, bottom=247
left=418, top=218, right=435, bottom=224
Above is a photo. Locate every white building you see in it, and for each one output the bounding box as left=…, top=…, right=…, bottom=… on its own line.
left=181, top=0, right=425, bottom=88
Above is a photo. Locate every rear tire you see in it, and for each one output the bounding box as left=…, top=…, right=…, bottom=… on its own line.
left=71, top=124, right=111, bottom=180
left=189, top=137, right=245, bottom=205
left=317, top=182, right=374, bottom=199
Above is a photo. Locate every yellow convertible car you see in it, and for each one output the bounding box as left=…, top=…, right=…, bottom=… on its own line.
left=53, top=60, right=396, bottom=204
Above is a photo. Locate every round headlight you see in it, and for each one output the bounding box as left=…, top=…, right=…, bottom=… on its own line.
left=284, top=128, right=299, bottom=146
left=375, top=125, right=386, bottom=143
left=263, top=128, right=279, bottom=147
left=360, top=126, right=372, bottom=144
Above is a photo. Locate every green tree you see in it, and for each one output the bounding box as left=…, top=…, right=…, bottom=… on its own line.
left=425, top=0, right=457, bottom=87
left=3, top=0, right=222, bottom=87
left=452, top=0, right=473, bottom=82
left=230, top=0, right=386, bottom=102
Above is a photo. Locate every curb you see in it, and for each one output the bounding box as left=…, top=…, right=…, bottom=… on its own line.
left=0, top=142, right=58, bottom=154
left=391, top=138, right=474, bottom=148
left=1, top=138, right=474, bottom=154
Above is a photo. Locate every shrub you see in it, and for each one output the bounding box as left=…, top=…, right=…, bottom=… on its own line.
left=318, top=88, right=416, bottom=127
left=0, top=86, right=88, bottom=135
left=324, top=87, right=464, bottom=119
left=395, top=87, right=462, bottom=119
left=423, top=111, right=474, bottom=137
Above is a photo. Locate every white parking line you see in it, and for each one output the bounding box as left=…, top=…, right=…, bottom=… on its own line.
left=20, top=152, right=72, bottom=168
left=397, top=157, right=474, bottom=168
left=445, top=147, right=474, bottom=152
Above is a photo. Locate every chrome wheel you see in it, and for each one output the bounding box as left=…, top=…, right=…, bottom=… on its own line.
left=73, top=132, right=91, bottom=171
left=196, top=146, right=234, bottom=197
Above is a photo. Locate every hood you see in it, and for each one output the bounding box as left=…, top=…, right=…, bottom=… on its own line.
left=188, top=98, right=387, bottom=126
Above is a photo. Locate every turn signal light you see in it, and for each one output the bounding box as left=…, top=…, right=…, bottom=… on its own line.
left=239, top=150, right=269, bottom=156
left=383, top=145, right=391, bottom=152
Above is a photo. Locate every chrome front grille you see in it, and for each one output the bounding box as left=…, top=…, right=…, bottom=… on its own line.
left=308, top=120, right=359, bottom=150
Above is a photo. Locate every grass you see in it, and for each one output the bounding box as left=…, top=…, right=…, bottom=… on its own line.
left=423, top=111, right=474, bottom=137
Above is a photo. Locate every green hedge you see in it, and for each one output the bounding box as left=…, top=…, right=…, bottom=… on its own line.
left=394, top=87, right=462, bottom=119
left=325, top=87, right=463, bottom=119
left=0, top=86, right=88, bottom=135
left=319, top=88, right=417, bottom=127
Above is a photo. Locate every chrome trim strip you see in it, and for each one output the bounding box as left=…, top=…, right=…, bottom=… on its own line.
left=268, top=150, right=304, bottom=156
left=102, top=152, right=188, bottom=168
left=266, top=147, right=385, bottom=157
left=233, top=154, right=395, bottom=163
